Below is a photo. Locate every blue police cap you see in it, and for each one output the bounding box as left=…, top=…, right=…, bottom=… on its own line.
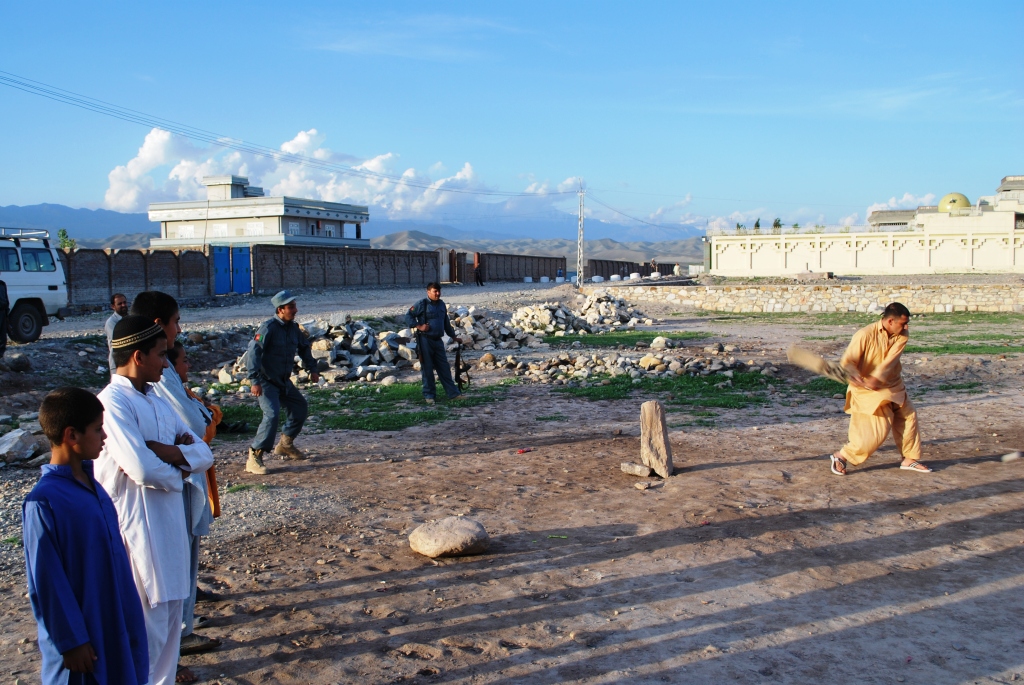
left=271, top=290, right=297, bottom=308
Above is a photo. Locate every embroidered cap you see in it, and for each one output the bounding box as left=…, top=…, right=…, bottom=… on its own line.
left=111, top=315, right=166, bottom=349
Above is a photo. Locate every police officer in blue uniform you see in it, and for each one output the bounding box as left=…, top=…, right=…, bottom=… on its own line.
left=405, top=282, right=462, bottom=404
left=245, top=290, right=319, bottom=474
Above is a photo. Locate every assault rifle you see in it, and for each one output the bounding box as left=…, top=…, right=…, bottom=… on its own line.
left=454, top=341, right=471, bottom=391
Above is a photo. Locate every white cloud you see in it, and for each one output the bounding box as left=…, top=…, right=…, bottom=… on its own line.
left=866, top=192, right=936, bottom=217
left=103, top=127, right=576, bottom=220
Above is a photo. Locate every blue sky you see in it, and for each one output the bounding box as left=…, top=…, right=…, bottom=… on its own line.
left=0, top=1, right=1021, bottom=236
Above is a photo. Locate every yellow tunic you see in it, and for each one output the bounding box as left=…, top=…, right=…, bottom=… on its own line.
left=838, top=321, right=922, bottom=465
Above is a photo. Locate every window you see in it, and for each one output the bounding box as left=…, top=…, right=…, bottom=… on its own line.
left=0, top=247, right=19, bottom=271
left=22, top=248, right=56, bottom=272
left=178, top=225, right=195, bottom=238
left=211, top=223, right=228, bottom=238
left=245, top=221, right=265, bottom=237
left=288, top=222, right=301, bottom=236
left=323, top=223, right=336, bottom=237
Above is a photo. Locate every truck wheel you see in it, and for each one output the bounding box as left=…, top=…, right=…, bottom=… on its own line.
left=9, top=303, right=44, bottom=343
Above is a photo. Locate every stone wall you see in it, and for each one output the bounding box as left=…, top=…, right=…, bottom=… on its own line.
left=585, top=283, right=1024, bottom=313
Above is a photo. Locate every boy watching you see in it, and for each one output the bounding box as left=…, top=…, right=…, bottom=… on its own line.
left=95, top=315, right=214, bottom=685
left=22, top=387, right=148, bottom=685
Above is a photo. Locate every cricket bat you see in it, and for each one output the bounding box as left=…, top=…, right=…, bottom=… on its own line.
left=786, top=345, right=850, bottom=385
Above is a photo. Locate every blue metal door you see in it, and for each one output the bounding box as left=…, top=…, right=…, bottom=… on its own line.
left=231, top=247, right=252, bottom=294
left=212, top=246, right=231, bottom=295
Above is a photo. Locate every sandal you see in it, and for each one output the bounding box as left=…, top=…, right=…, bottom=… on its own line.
left=900, top=460, right=932, bottom=473
left=830, top=453, right=847, bottom=476
left=176, top=665, right=198, bottom=683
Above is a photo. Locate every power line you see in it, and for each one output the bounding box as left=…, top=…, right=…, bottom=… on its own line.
left=589, top=186, right=864, bottom=209
left=587, top=194, right=695, bottom=230
left=0, top=69, right=575, bottom=199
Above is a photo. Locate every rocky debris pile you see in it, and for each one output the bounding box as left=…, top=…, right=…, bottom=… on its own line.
left=512, top=342, right=767, bottom=386
left=409, top=517, right=490, bottom=558
left=509, top=291, right=654, bottom=337
left=447, top=305, right=549, bottom=351
left=214, top=316, right=418, bottom=391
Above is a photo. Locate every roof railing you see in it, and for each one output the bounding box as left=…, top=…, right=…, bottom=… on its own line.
left=0, top=227, right=51, bottom=239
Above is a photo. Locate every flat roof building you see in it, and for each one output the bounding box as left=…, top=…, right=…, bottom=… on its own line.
left=149, top=176, right=371, bottom=249
left=868, top=175, right=1024, bottom=233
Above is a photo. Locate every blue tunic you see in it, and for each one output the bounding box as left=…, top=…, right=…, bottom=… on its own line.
left=22, top=462, right=148, bottom=685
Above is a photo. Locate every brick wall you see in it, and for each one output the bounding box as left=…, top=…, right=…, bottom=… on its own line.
left=480, top=254, right=566, bottom=282
left=250, top=245, right=440, bottom=292
left=62, top=248, right=212, bottom=306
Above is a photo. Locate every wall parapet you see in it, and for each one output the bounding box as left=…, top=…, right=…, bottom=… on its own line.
left=584, top=283, right=1024, bottom=314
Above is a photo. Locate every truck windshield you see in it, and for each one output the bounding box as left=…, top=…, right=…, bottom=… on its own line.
left=22, top=248, right=56, bottom=272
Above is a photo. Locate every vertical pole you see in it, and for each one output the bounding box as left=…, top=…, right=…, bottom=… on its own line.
left=576, top=180, right=585, bottom=289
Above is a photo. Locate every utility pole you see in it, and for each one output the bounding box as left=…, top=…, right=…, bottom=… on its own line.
left=576, top=180, right=585, bottom=289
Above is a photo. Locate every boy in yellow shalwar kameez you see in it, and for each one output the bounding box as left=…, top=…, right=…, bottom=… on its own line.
left=830, top=302, right=932, bottom=476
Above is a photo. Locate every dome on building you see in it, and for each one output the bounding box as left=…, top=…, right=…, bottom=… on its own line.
left=938, top=192, right=971, bottom=212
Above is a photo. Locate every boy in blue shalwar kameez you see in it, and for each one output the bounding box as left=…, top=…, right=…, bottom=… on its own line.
left=22, top=386, right=148, bottom=685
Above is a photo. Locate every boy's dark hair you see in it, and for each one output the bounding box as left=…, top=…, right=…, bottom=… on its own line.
left=111, top=315, right=168, bottom=368
left=881, top=302, right=911, bottom=320
left=166, top=339, right=185, bottom=365
left=129, top=290, right=179, bottom=324
left=426, top=282, right=441, bottom=291
left=39, top=387, right=104, bottom=445
left=111, top=292, right=126, bottom=305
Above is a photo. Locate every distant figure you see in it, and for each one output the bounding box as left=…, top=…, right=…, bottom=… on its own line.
left=673, top=263, right=683, bottom=277
left=829, top=302, right=931, bottom=476
left=406, top=282, right=462, bottom=404
left=105, top=293, right=129, bottom=374
left=557, top=267, right=564, bottom=279
left=473, top=252, right=484, bottom=287
left=650, top=259, right=658, bottom=273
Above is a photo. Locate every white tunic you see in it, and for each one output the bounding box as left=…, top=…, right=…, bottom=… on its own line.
left=104, top=312, right=121, bottom=373
left=95, top=374, right=214, bottom=607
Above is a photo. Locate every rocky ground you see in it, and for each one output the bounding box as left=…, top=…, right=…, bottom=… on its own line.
left=1, top=283, right=1023, bottom=684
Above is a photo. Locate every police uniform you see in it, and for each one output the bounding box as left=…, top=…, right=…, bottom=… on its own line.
left=246, top=301, right=317, bottom=454
left=405, top=296, right=461, bottom=401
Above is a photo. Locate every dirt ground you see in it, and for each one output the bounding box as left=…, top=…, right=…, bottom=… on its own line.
left=2, top=284, right=1023, bottom=684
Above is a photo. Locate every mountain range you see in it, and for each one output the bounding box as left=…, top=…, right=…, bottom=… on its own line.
left=0, top=203, right=704, bottom=264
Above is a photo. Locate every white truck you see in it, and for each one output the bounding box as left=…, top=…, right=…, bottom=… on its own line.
left=0, top=228, right=71, bottom=343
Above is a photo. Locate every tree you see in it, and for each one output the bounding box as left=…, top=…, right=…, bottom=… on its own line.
left=752, top=218, right=761, bottom=235
left=771, top=218, right=782, bottom=235
left=788, top=222, right=801, bottom=234
left=57, top=228, right=77, bottom=250
left=735, top=222, right=746, bottom=235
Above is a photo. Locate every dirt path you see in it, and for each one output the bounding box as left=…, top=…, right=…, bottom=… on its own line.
left=2, top=297, right=1023, bottom=684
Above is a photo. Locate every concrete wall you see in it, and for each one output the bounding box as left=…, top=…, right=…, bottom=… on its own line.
left=585, top=283, right=1024, bottom=313
left=709, top=228, right=1024, bottom=277
left=480, top=253, right=566, bottom=281
left=250, top=245, right=440, bottom=292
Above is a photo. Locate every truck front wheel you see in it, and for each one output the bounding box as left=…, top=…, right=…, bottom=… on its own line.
left=9, top=303, right=44, bottom=343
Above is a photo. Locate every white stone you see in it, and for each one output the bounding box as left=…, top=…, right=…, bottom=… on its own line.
left=218, top=369, right=234, bottom=384
left=621, top=462, right=653, bottom=477
left=409, top=517, right=490, bottom=558
left=0, top=429, right=38, bottom=462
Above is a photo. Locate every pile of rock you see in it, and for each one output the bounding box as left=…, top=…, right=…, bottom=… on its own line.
left=447, top=305, right=548, bottom=351
left=510, top=291, right=654, bottom=336
left=217, top=315, right=416, bottom=390
left=513, top=341, right=769, bottom=386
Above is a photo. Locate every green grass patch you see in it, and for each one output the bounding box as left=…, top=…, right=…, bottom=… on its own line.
left=225, top=483, right=268, bottom=494
left=802, top=335, right=842, bottom=341
left=219, top=380, right=513, bottom=433
left=535, top=414, right=569, bottom=422
left=543, top=330, right=711, bottom=347
left=936, top=381, right=983, bottom=393
left=1, top=536, right=21, bottom=546
left=905, top=344, right=1024, bottom=355
left=796, top=376, right=847, bottom=397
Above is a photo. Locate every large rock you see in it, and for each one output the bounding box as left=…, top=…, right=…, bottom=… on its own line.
left=640, top=400, right=674, bottom=478
left=409, top=517, right=490, bottom=558
left=0, top=429, right=39, bottom=463
left=7, top=353, right=31, bottom=373
left=217, top=369, right=234, bottom=384
left=621, top=462, right=652, bottom=477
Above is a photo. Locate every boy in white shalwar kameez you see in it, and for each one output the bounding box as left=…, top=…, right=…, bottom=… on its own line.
left=95, top=316, right=214, bottom=685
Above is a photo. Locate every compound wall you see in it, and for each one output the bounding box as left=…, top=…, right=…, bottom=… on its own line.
left=479, top=253, right=566, bottom=282
left=250, top=245, right=439, bottom=292
left=62, top=248, right=213, bottom=306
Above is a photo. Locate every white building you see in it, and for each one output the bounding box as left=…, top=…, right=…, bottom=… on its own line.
left=706, top=175, right=1024, bottom=276
left=149, top=176, right=371, bottom=249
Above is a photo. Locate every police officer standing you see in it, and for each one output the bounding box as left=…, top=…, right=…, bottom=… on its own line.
left=245, top=290, right=319, bottom=475
left=406, top=282, right=462, bottom=404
